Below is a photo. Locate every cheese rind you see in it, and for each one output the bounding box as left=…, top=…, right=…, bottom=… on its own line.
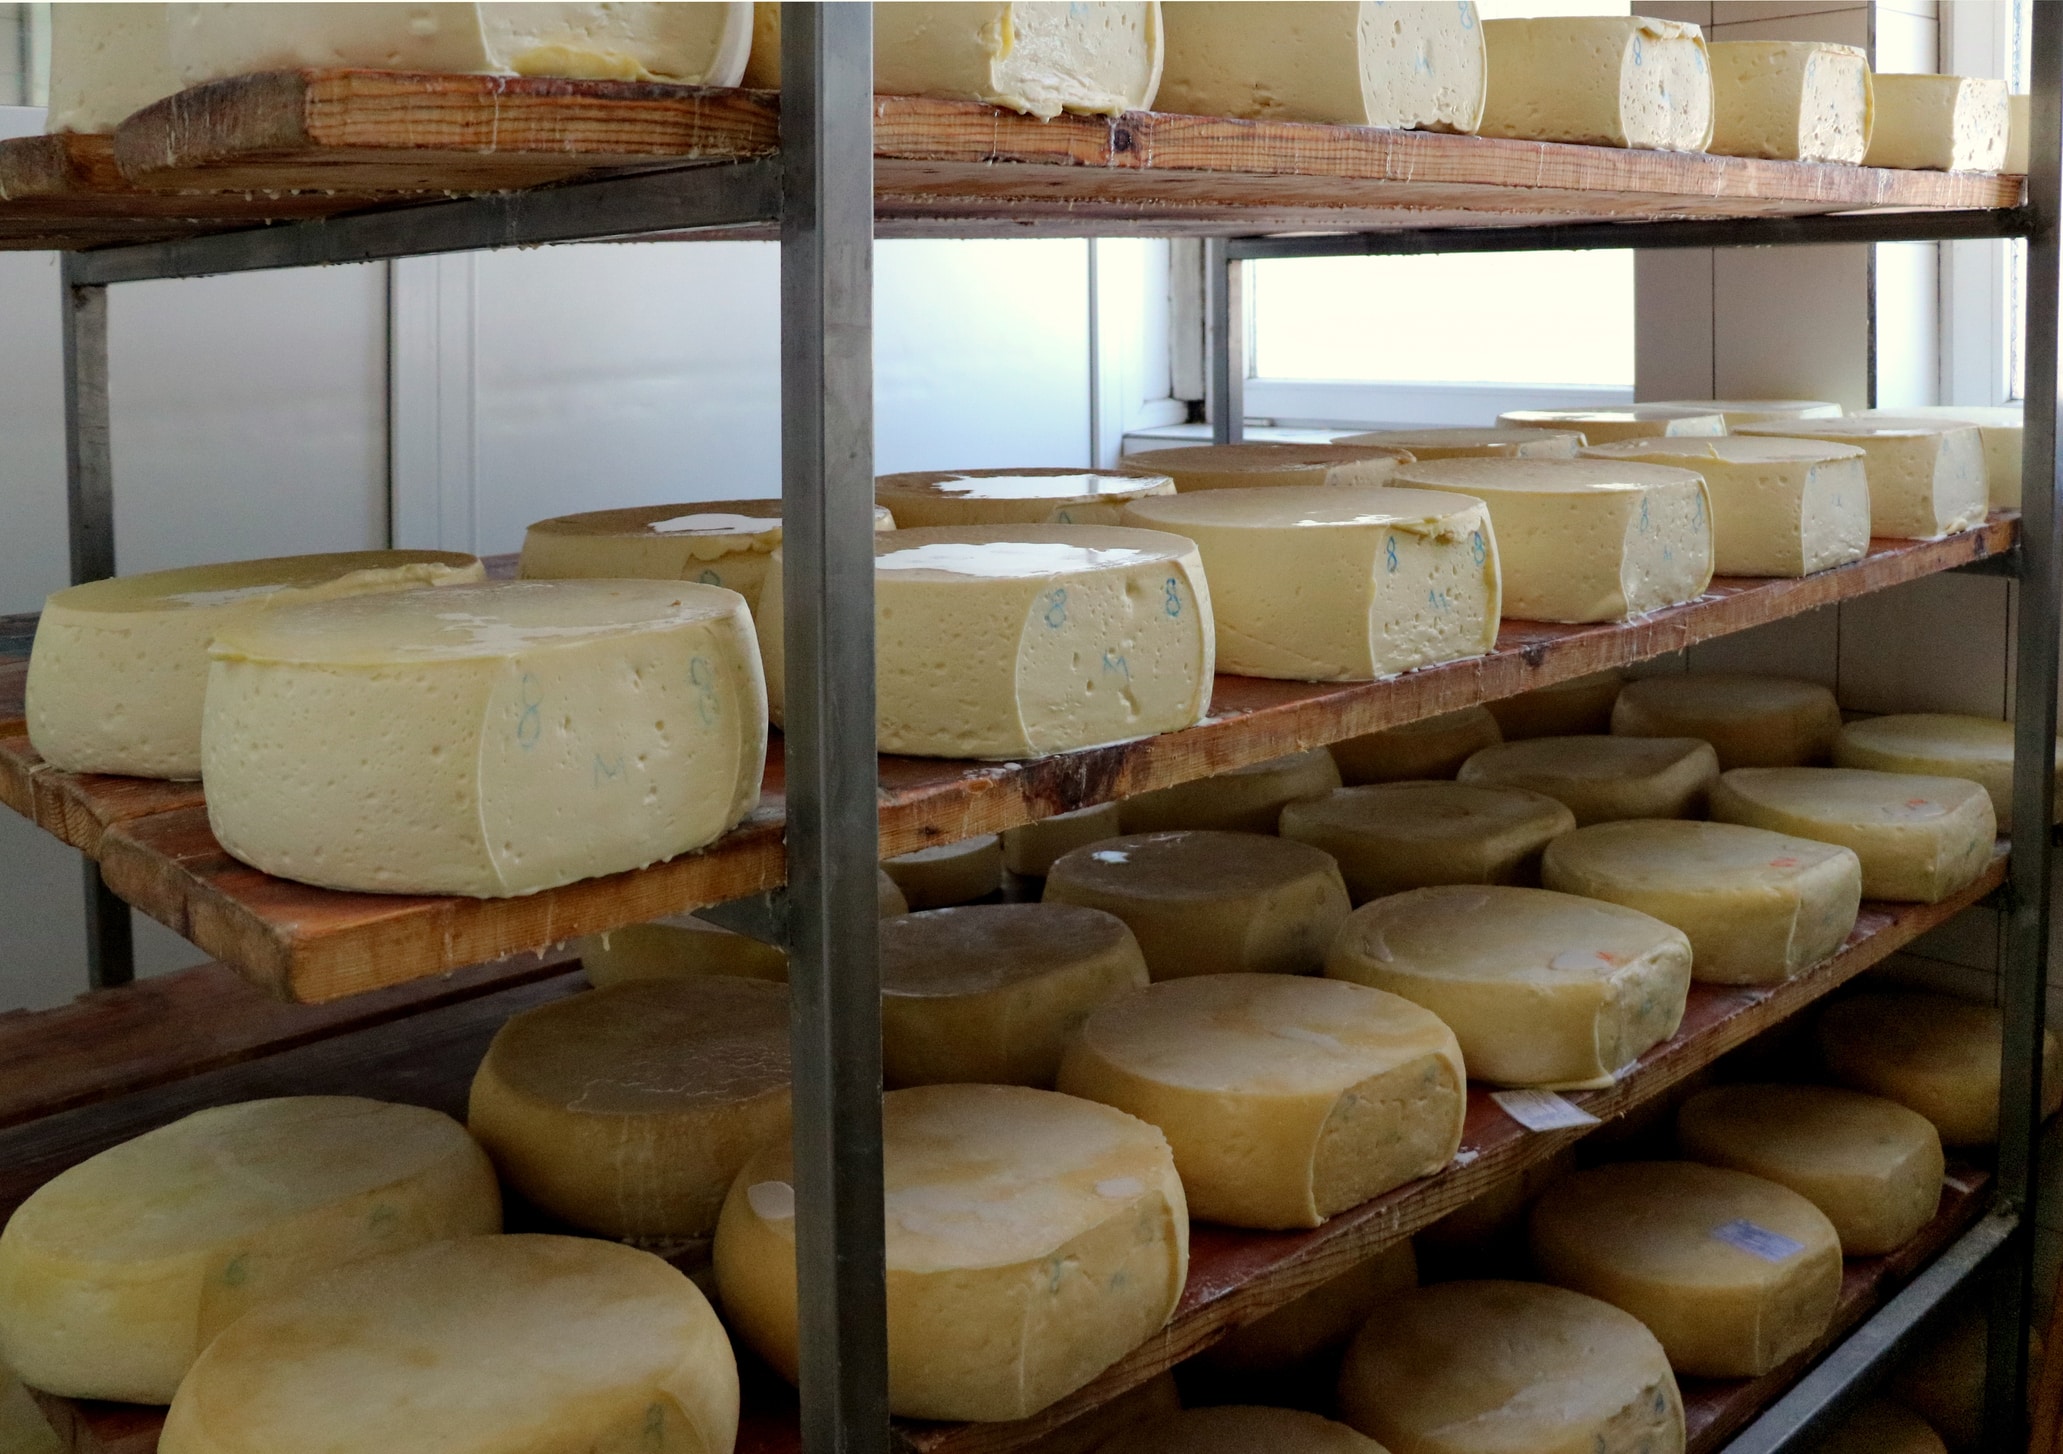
left=1487, top=670, right=1625, bottom=740
left=883, top=834, right=1003, bottom=909
left=876, top=470, right=1174, bottom=529
left=1058, top=974, right=1466, bottom=1229
left=1123, top=443, right=1410, bottom=492
left=1816, top=990, right=2063, bottom=1146
left=1119, top=749, right=1343, bottom=835
left=1003, top=802, right=1125, bottom=876
left=1611, top=672, right=1843, bottom=769
left=1199, top=1240, right=1416, bottom=1373
left=583, top=913, right=790, bottom=988
left=1480, top=16, right=1714, bottom=151
left=1281, top=781, right=1575, bottom=903
left=1852, top=405, right=2023, bottom=509
left=1834, top=712, right=2059, bottom=832
left=1648, top=399, right=1844, bottom=427
left=1100, top=1406, right=1387, bottom=1454
left=1736, top=418, right=1990, bottom=539
left=1709, top=767, right=1997, bottom=903
left=1499, top=407, right=1727, bottom=442
left=46, top=3, right=181, bottom=133
left=1458, top=735, right=1721, bottom=826
left=1334, top=426, right=1580, bottom=459
left=1707, top=42, right=1872, bottom=163
left=1818, top=1400, right=1949, bottom=1454
left=1865, top=73, right=2010, bottom=171
left=1331, top=705, right=1503, bottom=785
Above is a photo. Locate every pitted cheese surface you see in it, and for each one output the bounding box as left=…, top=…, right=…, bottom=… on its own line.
left=1335, top=425, right=1581, bottom=459
left=1710, top=767, right=1997, bottom=903
left=1854, top=405, right=2023, bottom=508
left=1281, top=780, right=1575, bottom=903
left=1102, top=1406, right=1389, bottom=1454
left=1119, top=749, right=1343, bottom=835
left=1835, top=711, right=2058, bottom=832
left=1736, top=418, right=1989, bottom=540
left=46, top=3, right=181, bottom=133
left=1708, top=41, right=1871, bottom=162
left=1610, top=672, right=1843, bottom=769
left=1124, top=442, right=1410, bottom=492
left=1459, top=734, right=1720, bottom=825
left=581, top=913, right=790, bottom=989
left=876, top=469, right=1174, bottom=528
left=1817, top=990, right=2063, bottom=1146
left=1479, top=16, right=1714, bottom=151
left=1865, top=73, right=2010, bottom=171
left=1331, top=704, right=1504, bottom=785
left=883, top=834, right=1003, bottom=909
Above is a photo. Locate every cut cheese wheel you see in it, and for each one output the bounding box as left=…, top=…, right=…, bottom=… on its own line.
left=1339, top=1280, right=1685, bottom=1454
left=1156, top=0, right=1483, bottom=132
left=46, top=3, right=179, bottom=133
left=1580, top=436, right=1870, bottom=578
left=1200, top=1240, right=1416, bottom=1374
left=1391, top=458, right=1714, bottom=623
left=1101, top=1406, right=1387, bottom=1454
left=1853, top=405, right=2023, bottom=509
left=760, top=525, right=1213, bottom=759
left=876, top=469, right=1175, bottom=529
left=1818, top=1400, right=1948, bottom=1454
left=1119, top=749, right=1344, bottom=836
left=1865, top=73, right=2010, bottom=171
left=1479, top=16, right=1713, bottom=151
left=1002, top=803, right=1124, bottom=876
left=1025, top=1373, right=1182, bottom=1454
left=1123, top=443, right=1410, bottom=492
left=1326, top=885, right=1691, bottom=1089
left=26, top=549, right=483, bottom=780
left=1735, top=419, right=1990, bottom=540
left=880, top=903, right=1149, bottom=1088
left=1529, top=1161, right=1843, bottom=1378
left=714, top=1084, right=1188, bottom=1421
left=202, top=580, right=766, bottom=898
left=467, top=978, right=789, bottom=1239
left=1331, top=705, right=1503, bottom=785
left=1676, top=1084, right=1943, bottom=1255
left=1540, top=820, right=1860, bottom=986
left=1121, top=486, right=1500, bottom=682
left=1280, top=781, right=1575, bottom=903
left=0, top=1363, right=62, bottom=1454
left=1487, top=670, right=1624, bottom=740
left=157, top=1235, right=737, bottom=1454
left=1044, top=830, right=1352, bottom=980
left=1335, top=426, right=1581, bottom=459
left=0, top=1097, right=500, bottom=1404
left=1611, top=672, right=1842, bottom=769
left=1649, top=398, right=1844, bottom=427
left=1707, top=41, right=1872, bottom=163
left=1835, top=712, right=2060, bottom=832
left=1058, top=974, right=1465, bottom=1229
left=1816, top=991, right=2063, bottom=1146
left=1458, top=735, right=1720, bottom=826
left=1709, top=767, right=1997, bottom=903
left=583, top=914, right=789, bottom=988
left=883, top=834, right=1003, bottom=909
left=1498, top=406, right=1727, bottom=442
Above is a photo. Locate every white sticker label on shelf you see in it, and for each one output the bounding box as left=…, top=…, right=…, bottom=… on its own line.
left=1943, top=1173, right=1976, bottom=1194
left=1491, top=1088, right=1600, bottom=1132
left=1711, top=1218, right=1805, bottom=1263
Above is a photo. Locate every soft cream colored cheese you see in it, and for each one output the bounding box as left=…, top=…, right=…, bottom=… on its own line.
left=1852, top=405, right=2023, bottom=509
left=1331, top=704, right=1503, bottom=785
left=1818, top=1400, right=1949, bottom=1454
left=1281, top=781, right=1575, bottom=902
left=1835, top=712, right=2060, bottom=832
left=883, top=834, right=1003, bottom=909
left=1817, top=990, right=2063, bottom=1146
left=1709, top=767, right=1997, bottom=903
left=25, top=549, right=483, bottom=781
left=1327, top=884, right=1691, bottom=1089
left=1581, top=436, right=1870, bottom=578
left=1648, top=398, right=1844, bottom=427
left=1865, top=73, right=2010, bottom=171
left=1480, top=16, right=1714, bottom=151
left=46, top=3, right=181, bottom=134
left=1611, top=672, right=1843, bottom=769
left=1199, top=1240, right=1416, bottom=1374
left=715, top=1083, right=1188, bottom=1422
left=759, top=525, right=1214, bottom=760
left=202, top=580, right=766, bottom=898
left=1736, top=418, right=1989, bottom=539
left=1102, top=1406, right=1388, bottom=1454
left=1028, top=1374, right=1182, bottom=1454
left=1707, top=41, right=1871, bottom=162
left=1530, top=1161, right=1842, bottom=1378
left=1458, top=735, right=1720, bottom=825
left=1045, top=830, right=1352, bottom=980
left=880, top=903, right=1149, bottom=1088
left=583, top=913, right=790, bottom=988
left=1121, top=485, right=1500, bottom=682
left=1003, top=802, right=1123, bottom=876
left=1156, top=1, right=1484, bottom=132
left=1119, top=749, right=1343, bottom=835
left=2009, top=91, right=2030, bottom=173
left=876, top=469, right=1174, bottom=529
left=1123, top=442, right=1411, bottom=492
left=1487, top=669, right=1625, bottom=740
left=1339, top=1280, right=1685, bottom=1454
left=1677, top=1084, right=1944, bottom=1256
left=1541, top=820, right=1860, bottom=986
left=157, top=1235, right=737, bottom=1454
left=1499, top=407, right=1727, bottom=443
left=1058, top=974, right=1465, bottom=1229
left=1392, top=458, right=1714, bottom=623
left=0, top=1097, right=500, bottom=1404
left=1335, top=425, right=1581, bottom=459
left=875, top=2, right=1163, bottom=118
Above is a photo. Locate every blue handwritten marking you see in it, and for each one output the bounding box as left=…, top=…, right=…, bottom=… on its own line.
left=1163, top=578, right=1183, bottom=617
left=689, top=656, right=720, bottom=726
left=1101, top=650, right=1131, bottom=681
left=1693, top=492, right=1706, bottom=529
left=1639, top=495, right=1652, bottom=532
left=515, top=673, right=543, bottom=749
left=1470, top=530, right=1487, bottom=566
left=1428, top=587, right=1451, bottom=611
left=593, top=752, right=625, bottom=787
left=1458, top=0, right=1475, bottom=27
left=1043, top=587, right=1069, bottom=628
left=1385, top=536, right=1400, bottom=573
left=1633, top=34, right=1644, bottom=66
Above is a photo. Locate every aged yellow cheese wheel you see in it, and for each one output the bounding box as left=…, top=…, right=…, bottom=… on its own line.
left=880, top=903, right=1149, bottom=1088
left=1100, top=1406, right=1387, bottom=1454
left=1816, top=990, right=2062, bottom=1146
left=1892, top=1305, right=1990, bottom=1452
left=1119, top=749, right=1344, bottom=835
left=1003, top=803, right=1124, bottom=876
left=1330, top=705, right=1503, bottom=785
left=1612, top=673, right=1843, bottom=769
left=1817, top=1399, right=1947, bottom=1454
left=1022, top=1372, right=1181, bottom=1454
left=583, top=913, right=789, bottom=988
left=1281, top=781, right=1576, bottom=903
left=1335, top=426, right=1581, bottom=459
left=883, top=834, right=1002, bottom=909
left=1200, top=1240, right=1417, bottom=1374
left=467, top=978, right=789, bottom=1240
left=1044, top=831, right=1352, bottom=980
left=1124, top=442, right=1410, bottom=492
left=1458, top=735, right=1720, bottom=825
left=1710, top=767, right=1997, bottom=903
left=876, top=469, right=1175, bottom=528
left=1834, top=712, right=2062, bottom=833
left=714, top=1084, right=1188, bottom=1422
left=1487, top=670, right=1625, bottom=740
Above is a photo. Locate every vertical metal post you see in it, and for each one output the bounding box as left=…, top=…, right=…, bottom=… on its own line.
left=779, top=6, right=889, bottom=1454
left=1206, top=237, right=1244, bottom=444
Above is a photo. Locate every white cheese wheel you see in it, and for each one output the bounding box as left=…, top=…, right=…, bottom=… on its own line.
left=1479, top=16, right=1713, bottom=151
left=1335, top=426, right=1580, bottom=459
left=883, top=834, right=1003, bottom=909
left=1458, top=735, right=1721, bottom=826
left=1391, top=458, right=1714, bottom=623
left=583, top=914, right=789, bottom=988
left=1327, top=885, right=1691, bottom=1089
left=714, top=1084, right=1188, bottom=1422
left=1101, top=1406, right=1387, bottom=1454
left=46, top=3, right=180, bottom=134
left=1003, top=803, right=1124, bottom=876
left=1499, top=407, right=1727, bottom=442
left=1200, top=1240, right=1416, bottom=1374
left=1818, top=1399, right=1948, bottom=1454
left=1735, top=419, right=1990, bottom=540
left=760, top=525, right=1213, bottom=760
left=1486, top=670, right=1624, bottom=740
left=1331, top=705, right=1503, bottom=785
left=1123, top=443, right=1410, bottom=492
left=158, top=1235, right=737, bottom=1454
left=1816, top=990, right=2063, bottom=1146
left=1280, top=781, right=1575, bottom=903
left=1025, top=1373, right=1182, bottom=1454
left=26, top=549, right=483, bottom=780
left=1612, top=672, right=1842, bottom=769
left=875, top=469, right=1175, bottom=529
left=1121, top=486, right=1501, bottom=682
left=881, top=903, right=1149, bottom=1088
left=1541, top=820, right=1860, bottom=986
left=1058, top=974, right=1466, bottom=1229
left=467, top=978, right=789, bottom=1240
left=1709, top=767, right=1997, bottom=903
left=1119, top=749, right=1344, bottom=835
left=1865, top=74, right=2010, bottom=171
left=1338, top=1280, right=1685, bottom=1454
left=202, top=580, right=766, bottom=898
left=1529, top=1161, right=1843, bottom=1378
left=1580, top=436, right=1871, bottom=578
left=1044, top=830, right=1352, bottom=980
left=1707, top=42, right=1872, bottom=163
left=1676, top=1084, right=1944, bottom=1255
left=1835, top=712, right=2060, bottom=832
left=1852, top=405, right=2023, bottom=509
left=0, top=1097, right=500, bottom=1404
left=0, top=1363, right=61, bottom=1454
left=1649, top=399, right=1845, bottom=427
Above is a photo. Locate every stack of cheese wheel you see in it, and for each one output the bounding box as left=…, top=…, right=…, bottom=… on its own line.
left=1816, top=990, right=2063, bottom=1146
left=1489, top=670, right=1625, bottom=739
left=1459, top=735, right=1721, bottom=825
left=1835, top=712, right=2060, bottom=831
left=1335, top=425, right=1581, bottom=459
left=1100, top=1406, right=1385, bottom=1454
left=1281, top=781, right=1575, bottom=902
left=1649, top=399, right=1843, bottom=427
left=1122, top=442, right=1411, bottom=492
left=1045, top=831, right=1352, bottom=980
left=581, top=868, right=907, bottom=987
left=1331, top=704, right=1501, bottom=784
left=1710, top=767, right=1997, bottom=902
left=879, top=903, right=1149, bottom=1088
left=1498, top=405, right=1724, bottom=441
left=1200, top=1241, right=1417, bottom=1375
left=882, top=834, right=1003, bottom=908
left=1611, top=672, right=1843, bottom=768
left=1478, top=16, right=1714, bottom=151
left=25, top=549, right=483, bottom=779
left=1736, top=418, right=1990, bottom=540
left=1865, top=74, right=2011, bottom=172
left=874, top=468, right=1174, bottom=527
left=1705, top=41, right=1874, bottom=162
left=715, top=1084, right=1187, bottom=1421
left=1001, top=803, right=1122, bottom=876
left=1059, top=974, right=1466, bottom=1229
left=1118, top=749, right=1341, bottom=835
left=1854, top=404, right=2022, bottom=508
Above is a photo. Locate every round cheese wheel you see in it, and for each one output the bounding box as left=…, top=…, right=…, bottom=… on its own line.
left=157, top=1235, right=737, bottom=1454
left=1487, top=670, right=1625, bottom=740
left=1002, top=803, right=1123, bottom=876
left=1734, top=418, right=1989, bottom=541
left=1330, top=705, right=1502, bottom=785
left=714, top=1084, right=1188, bottom=1422
left=26, top=549, right=483, bottom=780
left=1326, top=885, right=1691, bottom=1089
left=1123, top=442, right=1410, bottom=492
left=1119, top=749, right=1343, bottom=835
left=1892, top=1305, right=1988, bottom=1452
left=583, top=913, right=788, bottom=988
left=1613, top=673, right=1842, bottom=769
left=1499, top=405, right=1727, bottom=441
left=1457, top=735, right=1720, bottom=825
left=1647, top=398, right=1843, bottom=427
left=1817, top=1399, right=1947, bottom=1454
left=467, top=978, right=788, bottom=1240
left=1024, top=1373, right=1181, bottom=1454
left=883, top=834, right=1003, bottom=909
left=1676, top=1084, right=1944, bottom=1254
left=1281, top=781, right=1575, bottom=903
left=881, top=903, right=1149, bottom=1088
left=1335, top=425, right=1581, bottom=459
left=1100, top=1406, right=1386, bottom=1454
left=1709, top=767, right=1997, bottom=903
left=1529, top=1161, right=1844, bottom=1377
left=1044, top=831, right=1352, bottom=980
left=1540, top=819, right=1862, bottom=985
left=875, top=469, right=1175, bottom=528
left=1338, top=1280, right=1685, bottom=1454
left=1200, top=1240, right=1416, bottom=1374
left=0, top=1097, right=500, bottom=1403
left=1816, top=990, right=2063, bottom=1145
left=1835, top=712, right=2061, bottom=832
left=1059, top=974, right=1465, bottom=1229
